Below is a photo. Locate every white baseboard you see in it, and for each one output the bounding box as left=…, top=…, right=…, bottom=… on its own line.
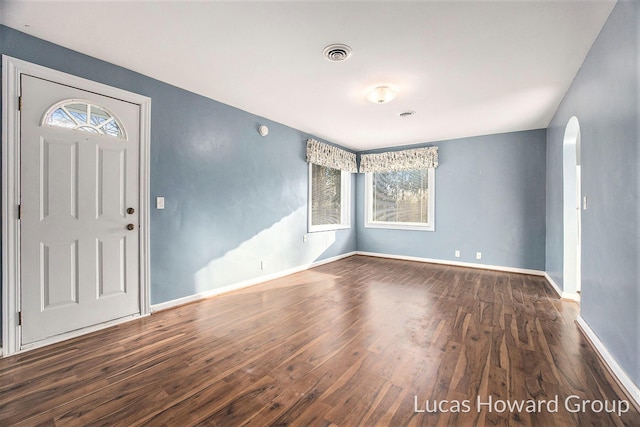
left=151, top=251, right=357, bottom=312
left=353, top=252, right=579, bottom=301
left=576, top=315, right=640, bottom=410
left=561, top=291, right=580, bottom=302
left=544, top=273, right=563, bottom=297
left=543, top=273, right=580, bottom=301
left=355, top=251, right=545, bottom=276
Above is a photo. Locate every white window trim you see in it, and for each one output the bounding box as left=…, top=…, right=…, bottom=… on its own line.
left=364, top=168, right=435, bottom=231
left=308, top=163, right=351, bottom=233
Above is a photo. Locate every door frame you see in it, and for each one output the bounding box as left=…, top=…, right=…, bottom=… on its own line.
left=562, top=116, right=581, bottom=301
left=2, top=55, right=151, bottom=356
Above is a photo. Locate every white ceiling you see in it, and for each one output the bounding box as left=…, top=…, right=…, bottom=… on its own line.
left=0, top=0, right=616, bottom=151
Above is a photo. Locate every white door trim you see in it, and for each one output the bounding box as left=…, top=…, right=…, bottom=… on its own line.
left=2, top=55, right=151, bottom=356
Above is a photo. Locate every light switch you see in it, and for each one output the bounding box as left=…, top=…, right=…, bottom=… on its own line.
left=156, top=197, right=165, bottom=209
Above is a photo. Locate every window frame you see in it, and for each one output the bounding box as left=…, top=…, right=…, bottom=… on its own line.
left=43, top=99, right=127, bottom=139
left=364, top=168, right=435, bottom=231
left=308, top=163, right=351, bottom=233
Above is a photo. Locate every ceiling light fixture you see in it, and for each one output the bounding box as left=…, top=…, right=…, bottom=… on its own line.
left=367, top=86, right=396, bottom=104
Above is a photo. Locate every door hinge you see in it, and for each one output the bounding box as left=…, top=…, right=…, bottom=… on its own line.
left=18, top=96, right=23, bottom=111
left=17, top=204, right=21, bottom=220
left=18, top=311, right=22, bottom=326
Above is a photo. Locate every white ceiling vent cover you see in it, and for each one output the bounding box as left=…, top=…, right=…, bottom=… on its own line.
left=323, top=44, right=352, bottom=62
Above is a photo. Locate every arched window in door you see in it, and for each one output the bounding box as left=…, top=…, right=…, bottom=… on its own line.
left=42, top=99, right=127, bottom=139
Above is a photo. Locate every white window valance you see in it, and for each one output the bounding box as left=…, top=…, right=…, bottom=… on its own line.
left=306, top=139, right=357, bottom=173
left=359, top=146, right=438, bottom=173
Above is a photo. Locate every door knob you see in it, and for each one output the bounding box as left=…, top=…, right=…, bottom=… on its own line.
left=127, top=224, right=135, bottom=230
left=127, top=207, right=135, bottom=215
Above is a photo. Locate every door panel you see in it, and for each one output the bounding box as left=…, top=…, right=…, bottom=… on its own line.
left=40, top=138, right=79, bottom=220
left=20, top=75, right=141, bottom=345
left=97, top=146, right=127, bottom=219
left=41, top=240, right=79, bottom=308
left=97, top=236, right=127, bottom=297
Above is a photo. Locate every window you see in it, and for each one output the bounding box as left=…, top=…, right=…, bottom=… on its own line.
left=43, top=100, right=126, bottom=139
left=365, top=168, right=435, bottom=231
left=308, top=163, right=350, bottom=232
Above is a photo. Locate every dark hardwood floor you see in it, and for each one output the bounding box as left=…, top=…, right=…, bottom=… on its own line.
left=1, top=255, right=638, bottom=426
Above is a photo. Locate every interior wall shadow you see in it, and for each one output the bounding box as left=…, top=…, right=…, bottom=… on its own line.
left=148, top=85, right=356, bottom=304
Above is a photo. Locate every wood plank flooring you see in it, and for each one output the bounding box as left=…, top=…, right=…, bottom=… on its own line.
left=1, top=255, right=638, bottom=426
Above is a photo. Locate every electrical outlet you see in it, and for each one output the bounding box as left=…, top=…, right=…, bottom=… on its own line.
left=156, top=196, right=165, bottom=209
left=303, top=234, right=308, bottom=243
left=476, top=252, right=482, bottom=260
left=455, top=250, right=460, bottom=258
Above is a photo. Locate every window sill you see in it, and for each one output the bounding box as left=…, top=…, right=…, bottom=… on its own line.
left=308, top=224, right=351, bottom=233
left=364, top=222, right=434, bottom=232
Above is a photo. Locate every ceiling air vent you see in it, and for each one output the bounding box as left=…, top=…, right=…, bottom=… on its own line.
left=399, top=110, right=416, bottom=118
left=323, top=44, right=352, bottom=62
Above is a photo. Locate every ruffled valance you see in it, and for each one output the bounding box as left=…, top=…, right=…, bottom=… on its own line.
left=306, top=139, right=357, bottom=173
left=359, top=146, right=438, bottom=173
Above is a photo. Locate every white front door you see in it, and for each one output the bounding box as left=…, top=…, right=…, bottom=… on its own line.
left=20, top=74, right=141, bottom=345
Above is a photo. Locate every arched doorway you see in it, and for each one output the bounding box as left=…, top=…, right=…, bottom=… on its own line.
left=563, top=116, right=581, bottom=298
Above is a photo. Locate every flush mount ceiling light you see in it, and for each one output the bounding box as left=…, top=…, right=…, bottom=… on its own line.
left=323, top=44, right=352, bottom=62
left=367, top=86, right=396, bottom=104
left=258, top=125, right=269, bottom=136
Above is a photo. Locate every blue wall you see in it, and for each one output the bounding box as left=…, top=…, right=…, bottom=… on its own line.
left=0, top=25, right=357, bottom=309
left=356, top=130, right=547, bottom=271
left=546, top=0, right=639, bottom=385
